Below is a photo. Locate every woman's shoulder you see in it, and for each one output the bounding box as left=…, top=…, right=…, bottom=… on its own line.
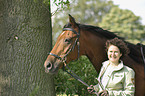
left=122, top=65, right=135, bottom=74
left=102, top=60, right=110, bottom=66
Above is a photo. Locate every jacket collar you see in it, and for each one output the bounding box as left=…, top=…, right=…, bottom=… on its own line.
left=102, top=60, right=124, bottom=71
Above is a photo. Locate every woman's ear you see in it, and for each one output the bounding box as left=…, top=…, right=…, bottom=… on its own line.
left=120, top=53, right=122, bottom=57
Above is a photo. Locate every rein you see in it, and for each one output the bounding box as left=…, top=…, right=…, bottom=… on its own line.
left=62, top=61, right=90, bottom=87
left=62, top=61, right=99, bottom=96
left=49, top=27, right=99, bottom=95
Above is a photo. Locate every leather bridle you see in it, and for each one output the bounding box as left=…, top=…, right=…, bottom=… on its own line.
left=49, top=27, right=80, bottom=63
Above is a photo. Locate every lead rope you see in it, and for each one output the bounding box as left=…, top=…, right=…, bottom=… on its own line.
left=62, top=61, right=99, bottom=96
left=140, top=44, right=145, bottom=77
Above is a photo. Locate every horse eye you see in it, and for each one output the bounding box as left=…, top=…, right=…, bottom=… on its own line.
left=65, top=38, right=71, bottom=43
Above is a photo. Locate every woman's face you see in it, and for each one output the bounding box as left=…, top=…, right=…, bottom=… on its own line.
left=107, top=45, right=122, bottom=64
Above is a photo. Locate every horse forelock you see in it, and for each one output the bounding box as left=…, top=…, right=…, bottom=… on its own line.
left=63, top=23, right=80, bottom=29
left=63, top=23, right=71, bottom=29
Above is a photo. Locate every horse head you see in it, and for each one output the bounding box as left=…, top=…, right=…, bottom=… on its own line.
left=44, top=14, right=81, bottom=74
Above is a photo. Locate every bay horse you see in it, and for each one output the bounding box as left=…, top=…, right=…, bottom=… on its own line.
left=44, top=14, right=145, bottom=96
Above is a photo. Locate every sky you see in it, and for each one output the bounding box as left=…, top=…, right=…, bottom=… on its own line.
left=110, top=0, right=145, bottom=25
left=51, top=0, right=145, bottom=25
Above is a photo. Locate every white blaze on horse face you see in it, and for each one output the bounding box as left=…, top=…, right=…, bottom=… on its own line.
left=59, top=31, right=70, bottom=39
left=60, top=31, right=65, bottom=37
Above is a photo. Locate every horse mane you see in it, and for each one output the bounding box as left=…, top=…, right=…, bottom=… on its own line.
left=63, top=23, right=145, bottom=64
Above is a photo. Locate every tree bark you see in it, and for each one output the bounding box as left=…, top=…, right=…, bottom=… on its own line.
left=0, top=0, right=55, bottom=96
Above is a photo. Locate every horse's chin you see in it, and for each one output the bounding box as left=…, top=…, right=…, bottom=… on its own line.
left=46, top=68, right=59, bottom=74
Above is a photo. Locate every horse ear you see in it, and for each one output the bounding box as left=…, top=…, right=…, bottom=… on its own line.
left=68, top=14, right=77, bottom=28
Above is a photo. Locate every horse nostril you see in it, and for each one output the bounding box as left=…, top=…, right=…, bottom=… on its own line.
left=46, top=62, right=52, bottom=69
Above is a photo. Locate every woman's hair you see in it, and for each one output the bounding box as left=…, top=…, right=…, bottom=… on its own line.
left=106, top=37, right=130, bottom=58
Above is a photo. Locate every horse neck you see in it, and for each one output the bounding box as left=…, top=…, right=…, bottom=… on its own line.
left=80, top=30, right=108, bottom=72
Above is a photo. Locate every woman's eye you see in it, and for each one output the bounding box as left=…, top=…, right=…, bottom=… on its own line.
left=65, top=38, right=71, bottom=43
left=114, top=51, right=119, bottom=53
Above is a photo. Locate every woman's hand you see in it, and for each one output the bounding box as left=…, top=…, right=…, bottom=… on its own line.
left=98, top=90, right=109, bottom=96
left=87, top=85, right=96, bottom=94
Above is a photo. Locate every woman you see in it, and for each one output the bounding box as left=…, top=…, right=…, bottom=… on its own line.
left=88, top=38, right=135, bottom=96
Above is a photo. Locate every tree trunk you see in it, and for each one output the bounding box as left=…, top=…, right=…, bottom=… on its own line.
left=0, top=0, right=55, bottom=96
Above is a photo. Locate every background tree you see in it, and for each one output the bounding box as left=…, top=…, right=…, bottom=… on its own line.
left=98, top=6, right=145, bottom=44
left=0, top=0, right=55, bottom=96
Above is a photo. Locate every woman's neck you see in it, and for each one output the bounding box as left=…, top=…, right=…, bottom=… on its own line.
left=109, top=61, right=119, bottom=66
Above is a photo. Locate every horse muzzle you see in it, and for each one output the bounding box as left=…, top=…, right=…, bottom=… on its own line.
left=44, top=60, right=61, bottom=74
left=44, top=61, right=52, bottom=73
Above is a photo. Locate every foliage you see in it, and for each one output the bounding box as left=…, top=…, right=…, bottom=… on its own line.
left=52, top=0, right=70, bottom=8
left=55, top=56, right=98, bottom=96
left=98, top=6, right=145, bottom=44
left=51, top=0, right=70, bottom=16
